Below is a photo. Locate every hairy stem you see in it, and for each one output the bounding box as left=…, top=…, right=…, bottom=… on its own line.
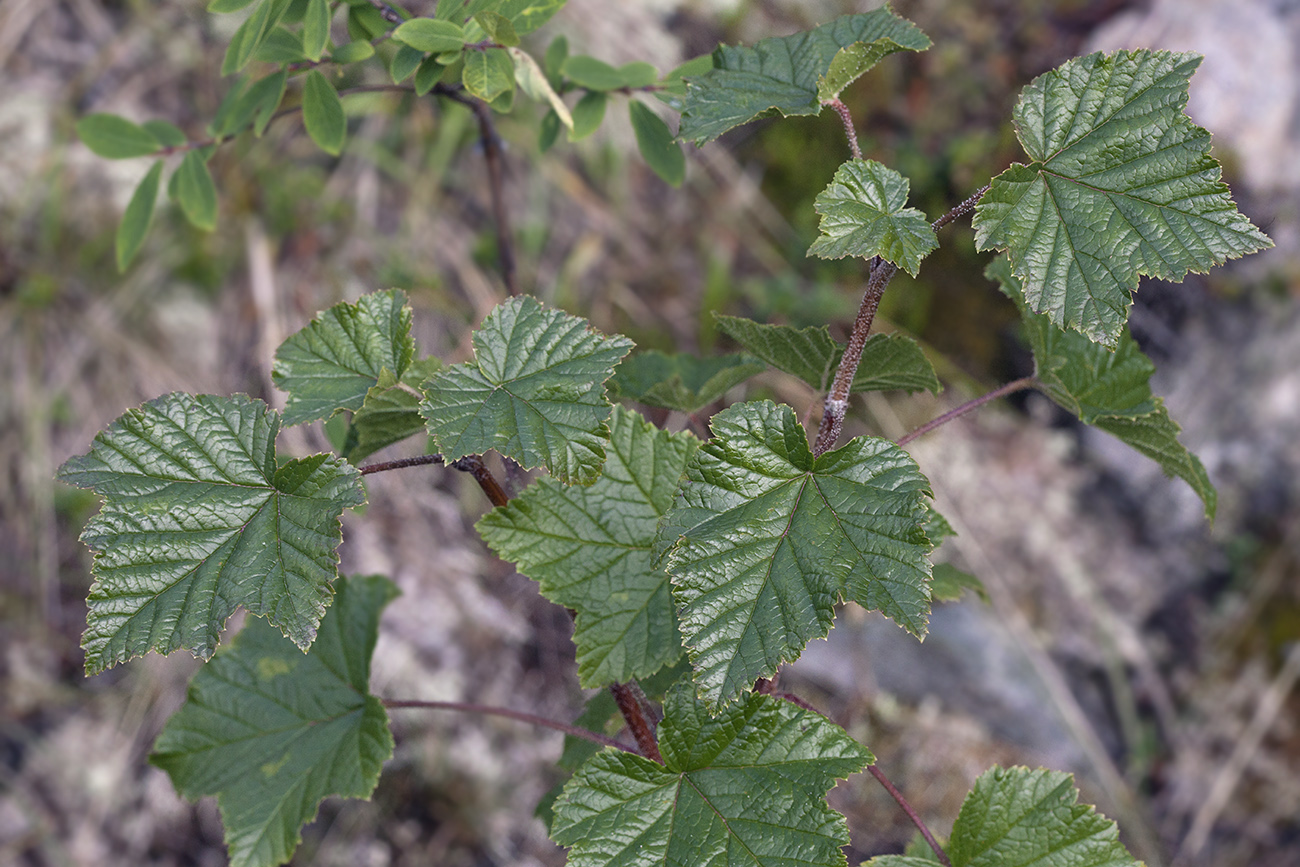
left=445, top=91, right=519, bottom=297
left=896, top=377, right=1037, bottom=446
left=610, top=681, right=663, bottom=763
left=868, top=764, right=953, bottom=867
left=359, top=454, right=445, bottom=475
left=383, top=699, right=635, bottom=752
left=931, top=184, right=990, bottom=232
left=825, top=98, right=862, bottom=161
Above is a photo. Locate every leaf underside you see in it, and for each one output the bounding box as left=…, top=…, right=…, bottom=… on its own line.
left=656, top=400, right=933, bottom=707
left=478, top=406, right=697, bottom=686
left=608, top=349, right=765, bottom=413
left=56, top=393, right=364, bottom=674
left=974, top=49, right=1271, bottom=347
left=551, top=681, right=873, bottom=867
left=347, top=356, right=442, bottom=463
left=151, top=574, right=397, bottom=867
left=420, top=295, right=633, bottom=485
left=808, top=159, right=938, bottom=276
left=679, top=8, right=930, bottom=144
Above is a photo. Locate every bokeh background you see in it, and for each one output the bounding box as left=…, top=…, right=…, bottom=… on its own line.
left=3, top=1, right=1299, bottom=865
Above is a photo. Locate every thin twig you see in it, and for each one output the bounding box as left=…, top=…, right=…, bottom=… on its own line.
left=383, top=699, right=635, bottom=753
left=359, top=454, right=445, bottom=475
left=932, top=184, right=990, bottom=233
left=824, top=98, right=862, bottom=160
left=610, top=681, right=663, bottom=763
left=443, top=90, right=519, bottom=297
left=362, top=0, right=404, bottom=24
left=450, top=455, right=510, bottom=508
left=868, top=764, right=953, bottom=867
left=896, top=377, right=1036, bottom=446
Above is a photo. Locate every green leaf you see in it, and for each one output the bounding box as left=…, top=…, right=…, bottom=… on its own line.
left=251, top=69, right=289, bottom=136
left=222, top=0, right=290, bottom=75
left=617, top=61, right=658, bottom=89
left=175, top=150, right=218, bottom=231
left=544, top=33, right=568, bottom=89
left=628, top=100, right=685, bottom=187
left=474, top=10, right=518, bottom=46
left=302, top=0, right=331, bottom=61
left=945, top=766, right=1141, bottom=867
left=714, top=314, right=941, bottom=395
left=348, top=356, right=442, bottom=462
left=678, top=9, right=930, bottom=145
left=208, top=0, right=259, bottom=11
left=76, top=113, right=161, bottom=159
left=420, top=296, right=633, bottom=485
left=55, top=393, right=365, bottom=674
left=511, top=47, right=572, bottom=129
left=392, top=18, right=466, bottom=53
left=569, top=90, right=606, bottom=141
left=494, top=0, right=566, bottom=35
left=656, top=400, right=933, bottom=706
left=988, top=257, right=1216, bottom=520
left=116, top=160, right=163, bottom=271
left=329, top=40, right=376, bottom=64
left=561, top=55, right=625, bottom=91
left=142, top=120, right=187, bottom=148
left=390, top=43, right=425, bottom=83
left=302, top=69, right=346, bottom=155
left=151, top=574, right=397, bottom=867
left=608, top=350, right=763, bottom=413
left=253, top=26, right=306, bottom=63
left=345, top=2, right=387, bottom=39
left=552, top=681, right=873, bottom=867
left=539, top=109, right=562, bottom=152
left=414, top=56, right=447, bottom=95
left=930, top=564, right=987, bottom=604
left=808, top=159, right=937, bottom=277
left=462, top=47, right=516, bottom=102
left=272, top=289, right=416, bottom=426
left=478, top=407, right=696, bottom=685
left=973, top=50, right=1272, bottom=347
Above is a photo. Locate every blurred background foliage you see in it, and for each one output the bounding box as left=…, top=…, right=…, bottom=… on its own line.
left=3, top=1, right=1299, bottom=865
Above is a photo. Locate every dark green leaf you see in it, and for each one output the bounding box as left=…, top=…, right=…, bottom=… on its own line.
left=462, top=47, right=515, bottom=102
left=116, top=160, right=163, bottom=271
left=348, top=356, right=442, bottom=462
left=420, top=296, right=633, bottom=486
left=930, top=564, right=987, bottom=603
left=392, top=17, right=464, bottom=53
left=175, top=150, right=218, bottom=231
left=272, top=289, right=416, bottom=426
left=714, top=314, right=941, bottom=395
left=390, top=43, right=425, bottom=83
left=346, top=2, right=387, bottom=39
left=656, top=400, right=933, bottom=706
left=552, top=680, right=873, bottom=867
left=302, top=68, right=346, bottom=155
left=253, top=26, right=305, bottom=63
left=544, top=33, right=568, bottom=89
left=302, top=0, right=331, bottom=61
left=988, top=257, right=1215, bottom=519
left=414, top=56, right=447, bottom=95
left=151, top=574, right=396, bottom=867
left=561, top=55, right=625, bottom=91
left=628, top=100, right=685, bottom=186
left=76, top=113, right=161, bottom=159
left=478, top=406, right=696, bottom=685
left=538, top=108, right=561, bottom=152
left=222, top=0, right=290, bottom=75
left=56, top=393, right=365, bottom=674
left=251, top=69, right=289, bottom=136
left=974, top=50, right=1272, bottom=347
left=808, top=159, right=937, bottom=276
left=569, top=90, right=606, bottom=141
left=946, top=766, right=1141, bottom=867
left=474, top=10, right=518, bottom=46
left=608, top=350, right=763, bottom=413
left=679, top=9, right=930, bottom=144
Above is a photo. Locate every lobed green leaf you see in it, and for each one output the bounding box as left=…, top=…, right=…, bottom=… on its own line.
left=347, top=356, right=443, bottom=462
left=974, top=50, right=1272, bottom=347
left=420, top=296, right=633, bottom=485
left=656, top=400, right=933, bottom=706
left=478, top=406, right=696, bottom=686
left=56, top=393, right=365, bottom=674
left=808, top=159, right=937, bottom=276
left=608, top=349, right=763, bottom=413
left=151, top=574, right=397, bottom=867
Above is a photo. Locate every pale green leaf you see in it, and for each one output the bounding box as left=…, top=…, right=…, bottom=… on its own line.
left=302, top=0, right=331, bottom=62
left=974, top=50, right=1272, bottom=347
left=302, top=69, right=346, bottom=155
left=930, top=564, right=987, bottom=604
left=474, top=10, right=518, bottom=46
left=511, top=47, right=572, bottom=129
left=714, top=314, right=941, bottom=395
left=808, top=159, right=937, bottom=276
left=437, top=0, right=565, bottom=35
left=617, top=61, right=658, bottom=89
left=478, top=406, right=696, bottom=685
left=679, top=9, right=930, bottom=144
left=988, top=257, right=1215, bottom=520
left=552, top=680, right=873, bottom=867
left=142, top=120, right=186, bottom=148
left=116, top=160, right=163, bottom=271
left=56, top=393, right=365, bottom=674
left=151, top=574, right=397, bottom=867
left=175, top=150, right=218, bottom=231
left=76, top=113, right=161, bottom=159
left=607, top=350, right=763, bottom=413
left=561, top=55, right=625, bottom=91
left=947, top=766, right=1141, bottom=867
left=569, top=91, right=606, bottom=141
left=628, top=100, right=685, bottom=187
left=329, top=40, right=375, bottom=65
left=463, top=47, right=516, bottom=102
left=348, top=356, right=442, bottom=462
left=656, top=400, right=933, bottom=706
left=208, top=0, right=258, bottom=11
left=392, top=18, right=465, bottom=53
left=420, top=296, right=633, bottom=485
left=272, top=289, right=416, bottom=426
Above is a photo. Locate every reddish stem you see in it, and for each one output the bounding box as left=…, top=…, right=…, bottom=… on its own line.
left=869, top=764, right=953, bottom=867
left=383, top=699, right=634, bottom=752
left=359, top=454, right=444, bottom=475
left=610, top=681, right=663, bottom=763
left=444, top=90, right=519, bottom=297
left=825, top=98, right=862, bottom=160
left=896, top=377, right=1037, bottom=446
left=360, top=452, right=509, bottom=509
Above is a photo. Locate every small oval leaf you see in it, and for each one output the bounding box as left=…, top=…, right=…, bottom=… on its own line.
left=302, top=69, right=346, bottom=155
left=76, top=114, right=161, bottom=159
left=628, top=101, right=684, bottom=186
left=392, top=18, right=465, bottom=53
left=302, top=0, right=331, bottom=62
left=175, top=150, right=218, bottom=231
left=116, top=160, right=164, bottom=271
